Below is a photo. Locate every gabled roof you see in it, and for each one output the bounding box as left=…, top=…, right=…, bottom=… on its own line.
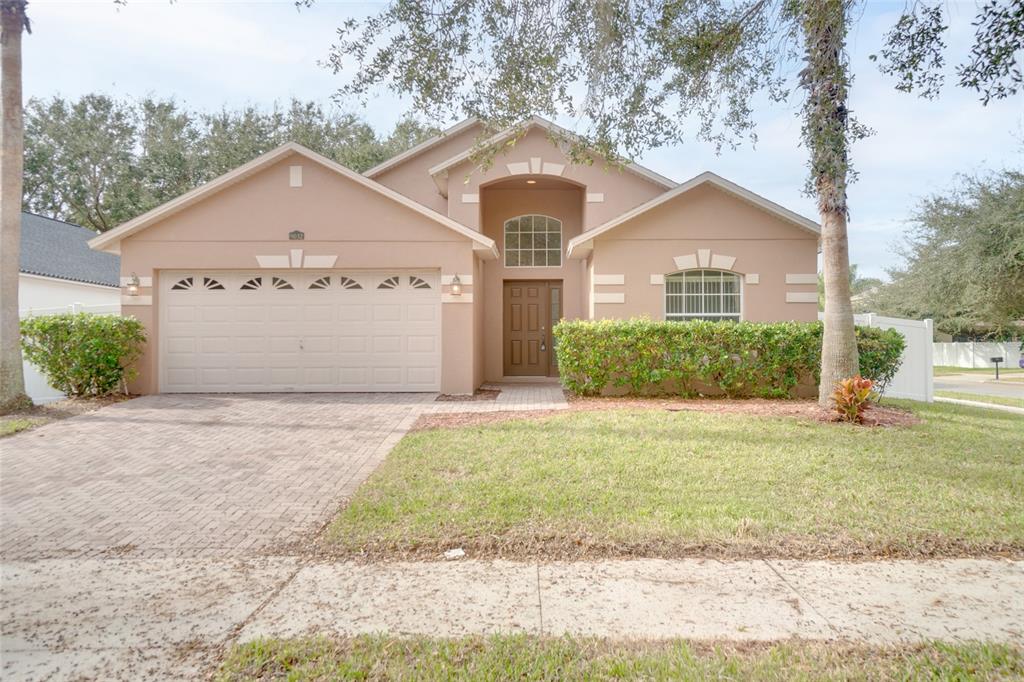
left=21, top=212, right=120, bottom=287
left=427, top=116, right=678, bottom=197
left=566, top=171, right=821, bottom=258
left=89, top=142, right=499, bottom=258
left=362, top=118, right=482, bottom=178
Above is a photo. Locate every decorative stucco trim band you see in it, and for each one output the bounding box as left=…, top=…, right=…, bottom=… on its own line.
left=121, top=295, right=152, bottom=306
left=710, top=254, right=736, bottom=270
left=673, top=254, right=698, bottom=270
left=507, top=162, right=530, bottom=175
left=302, top=255, right=338, bottom=268
left=745, top=273, right=760, bottom=285
left=442, top=293, right=474, bottom=303
left=593, top=292, right=625, bottom=304
left=586, top=193, right=605, bottom=203
left=256, top=252, right=338, bottom=269
left=289, top=165, right=303, bottom=187
left=256, top=255, right=290, bottom=268
left=786, top=292, right=818, bottom=303
left=650, top=274, right=665, bottom=285
left=461, top=194, right=480, bottom=204
left=786, top=273, right=818, bottom=285
left=593, top=274, right=625, bottom=285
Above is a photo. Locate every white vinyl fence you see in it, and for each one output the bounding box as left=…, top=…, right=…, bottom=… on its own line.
left=933, top=341, right=1022, bottom=369
left=822, top=312, right=934, bottom=402
left=19, top=302, right=121, bottom=404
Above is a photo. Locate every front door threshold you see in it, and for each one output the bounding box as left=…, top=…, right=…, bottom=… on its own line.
left=498, top=376, right=562, bottom=384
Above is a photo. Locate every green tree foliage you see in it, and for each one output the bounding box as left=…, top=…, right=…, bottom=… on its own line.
left=868, top=170, right=1024, bottom=339
left=323, top=0, right=1019, bottom=405
left=553, top=319, right=904, bottom=399
left=20, top=313, right=147, bottom=396
left=23, top=94, right=438, bottom=232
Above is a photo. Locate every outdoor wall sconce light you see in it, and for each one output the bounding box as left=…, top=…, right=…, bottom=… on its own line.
left=450, top=275, right=462, bottom=296
left=126, top=273, right=140, bottom=297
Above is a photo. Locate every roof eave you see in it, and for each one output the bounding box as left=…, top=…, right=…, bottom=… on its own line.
left=363, top=117, right=481, bottom=178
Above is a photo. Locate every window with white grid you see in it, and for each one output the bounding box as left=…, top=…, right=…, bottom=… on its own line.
left=665, top=270, right=741, bottom=321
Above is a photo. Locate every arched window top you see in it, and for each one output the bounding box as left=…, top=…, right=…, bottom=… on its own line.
left=665, top=269, right=741, bottom=322
left=504, top=214, right=562, bottom=267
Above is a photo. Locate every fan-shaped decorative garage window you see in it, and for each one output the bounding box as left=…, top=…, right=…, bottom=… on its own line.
left=377, top=276, right=400, bottom=290
left=409, top=276, right=431, bottom=290
left=665, top=270, right=741, bottom=322
left=272, top=276, right=293, bottom=290
left=339, top=276, right=363, bottom=290
left=240, top=277, right=263, bottom=290
left=202, top=277, right=225, bottom=291
left=504, top=215, right=562, bottom=267
left=308, top=276, right=331, bottom=290
left=171, top=276, right=194, bottom=291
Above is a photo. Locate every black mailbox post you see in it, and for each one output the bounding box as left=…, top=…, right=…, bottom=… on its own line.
left=991, top=356, right=1004, bottom=380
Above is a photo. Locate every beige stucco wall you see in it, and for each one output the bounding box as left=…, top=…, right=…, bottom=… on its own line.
left=586, top=184, right=819, bottom=322
left=117, top=152, right=479, bottom=395
left=371, top=123, right=483, bottom=216
left=480, top=184, right=587, bottom=380
left=446, top=127, right=667, bottom=232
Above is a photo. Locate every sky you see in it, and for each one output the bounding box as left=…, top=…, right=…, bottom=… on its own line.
left=23, top=0, right=1024, bottom=280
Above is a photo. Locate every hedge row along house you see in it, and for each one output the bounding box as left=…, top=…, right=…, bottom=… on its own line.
left=89, top=116, right=821, bottom=395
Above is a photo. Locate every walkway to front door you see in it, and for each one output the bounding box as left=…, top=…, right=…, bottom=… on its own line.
left=503, top=280, right=562, bottom=377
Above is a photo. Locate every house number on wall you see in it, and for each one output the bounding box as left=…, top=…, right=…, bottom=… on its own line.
left=289, top=230, right=305, bottom=240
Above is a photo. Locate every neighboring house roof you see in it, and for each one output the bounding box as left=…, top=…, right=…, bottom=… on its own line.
left=566, top=171, right=821, bottom=258
left=20, top=212, right=120, bottom=287
left=362, top=118, right=482, bottom=178
left=427, top=116, right=678, bottom=196
left=89, top=142, right=500, bottom=258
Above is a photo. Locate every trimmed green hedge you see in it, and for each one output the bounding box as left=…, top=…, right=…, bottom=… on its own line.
left=21, top=313, right=146, bottom=397
left=553, top=319, right=905, bottom=398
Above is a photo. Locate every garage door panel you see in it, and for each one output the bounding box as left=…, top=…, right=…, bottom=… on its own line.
left=161, top=270, right=441, bottom=392
left=337, top=304, right=369, bottom=322
left=166, top=306, right=196, bottom=323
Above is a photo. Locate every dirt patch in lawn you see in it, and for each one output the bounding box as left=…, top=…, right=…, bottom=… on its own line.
left=434, top=388, right=501, bottom=402
left=411, top=396, right=919, bottom=432
left=0, top=394, right=134, bottom=437
left=305, top=524, right=1021, bottom=563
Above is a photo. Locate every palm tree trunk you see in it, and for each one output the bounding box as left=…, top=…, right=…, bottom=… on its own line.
left=0, top=1, right=28, bottom=411
left=819, top=201, right=858, bottom=404
left=800, top=0, right=859, bottom=405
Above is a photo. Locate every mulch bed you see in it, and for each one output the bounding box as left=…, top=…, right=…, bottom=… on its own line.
left=434, top=388, right=501, bottom=402
left=1, top=394, right=135, bottom=436
left=412, top=395, right=919, bottom=431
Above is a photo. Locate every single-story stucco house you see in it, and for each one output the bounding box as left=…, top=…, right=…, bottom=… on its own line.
left=20, top=212, right=121, bottom=402
left=89, top=116, right=821, bottom=395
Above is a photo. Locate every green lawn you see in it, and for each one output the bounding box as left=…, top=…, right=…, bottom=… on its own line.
left=934, top=365, right=1024, bottom=376
left=936, top=390, right=1024, bottom=409
left=217, top=636, right=1023, bottom=681
left=0, top=417, right=41, bottom=437
left=327, top=401, right=1024, bottom=559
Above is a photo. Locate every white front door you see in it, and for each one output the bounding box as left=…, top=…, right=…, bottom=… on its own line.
left=159, top=271, right=441, bottom=392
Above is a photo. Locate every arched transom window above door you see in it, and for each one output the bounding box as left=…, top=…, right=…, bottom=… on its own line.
left=504, top=215, right=562, bottom=267
left=665, top=270, right=741, bottom=322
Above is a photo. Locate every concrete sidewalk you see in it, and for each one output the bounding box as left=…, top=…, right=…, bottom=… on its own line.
left=3, top=557, right=1022, bottom=680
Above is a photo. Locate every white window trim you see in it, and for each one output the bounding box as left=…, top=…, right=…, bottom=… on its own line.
left=503, top=214, right=563, bottom=269
left=663, top=269, right=743, bottom=322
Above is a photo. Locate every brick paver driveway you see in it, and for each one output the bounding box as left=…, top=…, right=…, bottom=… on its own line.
left=0, top=394, right=432, bottom=560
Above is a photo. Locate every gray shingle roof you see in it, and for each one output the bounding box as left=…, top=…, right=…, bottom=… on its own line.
left=20, top=212, right=120, bottom=288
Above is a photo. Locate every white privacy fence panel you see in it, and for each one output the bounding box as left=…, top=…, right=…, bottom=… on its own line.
left=20, top=302, right=122, bottom=404
left=933, top=342, right=1022, bottom=369
left=821, top=312, right=933, bottom=402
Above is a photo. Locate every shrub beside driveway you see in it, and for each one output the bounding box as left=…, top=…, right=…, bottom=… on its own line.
left=326, top=401, right=1023, bottom=560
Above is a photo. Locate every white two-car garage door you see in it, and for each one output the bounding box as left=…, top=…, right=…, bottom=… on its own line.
left=159, top=270, right=441, bottom=392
